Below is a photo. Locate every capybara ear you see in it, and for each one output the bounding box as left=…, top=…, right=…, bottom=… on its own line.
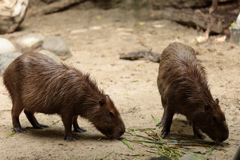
left=205, top=104, right=210, bottom=111
left=99, top=98, right=106, bottom=107
left=215, top=98, right=219, bottom=104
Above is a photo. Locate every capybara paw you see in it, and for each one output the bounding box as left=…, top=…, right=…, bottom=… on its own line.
left=38, top=123, right=48, bottom=128
left=195, top=133, right=206, bottom=139
left=14, top=127, right=25, bottom=133
left=64, top=135, right=77, bottom=141
left=34, top=123, right=48, bottom=129
left=74, top=127, right=87, bottom=133
left=161, top=129, right=170, bottom=138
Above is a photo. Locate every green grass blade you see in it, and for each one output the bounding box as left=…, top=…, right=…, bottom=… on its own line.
left=99, top=149, right=114, bottom=160
left=151, top=114, right=160, bottom=124
left=121, top=138, right=134, bottom=150
left=125, top=130, right=134, bottom=135
left=4, top=131, right=15, bottom=138
left=50, top=120, right=60, bottom=126
left=206, top=145, right=215, bottom=158
left=131, top=153, right=152, bottom=156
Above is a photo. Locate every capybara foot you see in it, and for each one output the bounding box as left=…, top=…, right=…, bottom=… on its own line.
left=161, top=128, right=170, bottom=138
left=64, top=135, right=77, bottom=141
left=74, top=127, right=87, bottom=133
left=33, top=123, right=48, bottom=129
left=193, top=128, right=206, bottom=139
left=195, top=133, right=206, bottom=139
left=14, top=127, right=25, bottom=133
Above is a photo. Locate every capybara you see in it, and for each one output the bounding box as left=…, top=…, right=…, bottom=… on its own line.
left=157, top=42, right=228, bottom=143
left=3, top=52, right=125, bottom=141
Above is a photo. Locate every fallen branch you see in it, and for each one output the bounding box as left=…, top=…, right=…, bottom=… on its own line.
left=27, top=0, right=86, bottom=16
left=119, top=50, right=161, bottom=63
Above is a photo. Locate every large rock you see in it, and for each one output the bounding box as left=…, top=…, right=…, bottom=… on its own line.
left=179, top=152, right=206, bottom=160
left=39, top=50, right=62, bottom=64
left=0, top=38, right=16, bottom=54
left=16, top=34, right=45, bottom=52
left=42, top=37, right=72, bottom=60
left=0, top=0, right=29, bottom=34
left=0, top=52, right=22, bottom=76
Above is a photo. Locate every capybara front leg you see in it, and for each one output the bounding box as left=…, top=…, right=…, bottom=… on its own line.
left=62, top=115, right=76, bottom=141
left=24, top=110, right=48, bottom=129
left=161, top=111, right=174, bottom=138
left=12, top=101, right=25, bottom=133
left=72, top=116, right=87, bottom=133
left=156, top=111, right=166, bottom=127
left=157, top=97, right=167, bottom=126
left=193, top=124, right=206, bottom=139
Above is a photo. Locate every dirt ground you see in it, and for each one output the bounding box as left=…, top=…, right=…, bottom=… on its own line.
left=0, top=6, right=240, bottom=160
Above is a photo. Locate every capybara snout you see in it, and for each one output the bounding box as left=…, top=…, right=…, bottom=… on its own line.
left=90, top=95, right=125, bottom=139
left=3, top=52, right=125, bottom=141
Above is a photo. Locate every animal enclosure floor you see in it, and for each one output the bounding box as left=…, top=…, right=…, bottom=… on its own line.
left=0, top=7, right=240, bottom=160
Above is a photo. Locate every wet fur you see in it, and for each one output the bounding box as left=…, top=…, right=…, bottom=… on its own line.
left=157, top=42, right=228, bottom=143
left=3, top=52, right=125, bottom=141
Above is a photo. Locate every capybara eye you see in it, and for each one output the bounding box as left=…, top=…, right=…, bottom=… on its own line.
left=213, top=116, right=217, bottom=121
left=106, top=94, right=109, bottom=97
left=215, top=98, right=219, bottom=104
left=109, top=111, right=114, bottom=116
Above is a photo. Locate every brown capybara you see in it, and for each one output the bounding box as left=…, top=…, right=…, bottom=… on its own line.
left=157, top=42, right=228, bottom=143
left=3, top=52, right=125, bottom=141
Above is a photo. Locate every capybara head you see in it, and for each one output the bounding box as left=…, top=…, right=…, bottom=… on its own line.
left=192, top=98, right=228, bottom=143
left=88, top=94, right=125, bottom=139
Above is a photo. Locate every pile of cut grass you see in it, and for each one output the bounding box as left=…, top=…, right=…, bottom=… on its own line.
left=120, top=115, right=222, bottom=159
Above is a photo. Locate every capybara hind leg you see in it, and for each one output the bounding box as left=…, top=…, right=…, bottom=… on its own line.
left=161, top=110, right=174, bottom=138
left=24, top=110, right=48, bottom=129
left=193, top=124, right=205, bottom=139
left=62, top=115, right=76, bottom=141
left=12, top=103, right=25, bottom=133
left=72, top=116, right=87, bottom=133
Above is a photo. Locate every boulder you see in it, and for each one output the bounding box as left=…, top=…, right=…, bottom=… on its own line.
left=0, top=38, right=16, bottom=54
left=179, top=152, right=206, bottom=160
left=42, top=36, right=72, bottom=60
left=0, top=52, right=22, bottom=76
left=16, top=34, right=45, bottom=52
left=39, top=50, right=62, bottom=64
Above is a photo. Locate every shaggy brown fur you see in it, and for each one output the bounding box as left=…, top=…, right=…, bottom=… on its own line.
left=3, top=52, right=125, bottom=141
left=157, top=42, right=228, bottom=143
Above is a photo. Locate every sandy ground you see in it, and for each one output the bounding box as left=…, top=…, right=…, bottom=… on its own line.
left=0, top=7, right=240, bottom=160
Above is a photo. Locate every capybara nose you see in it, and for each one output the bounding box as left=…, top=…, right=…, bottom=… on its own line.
left=220, top=134, right=228, bottom=142
left=119, top=125, right=125, bottom=137
left=119, top=130, right=125, bottom=137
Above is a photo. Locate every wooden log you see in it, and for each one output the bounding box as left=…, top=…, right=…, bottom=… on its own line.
left=27, top=0, right=85, bottom=16
left=152, top=5, right=238, bottom=34
left=153, top=8, right=223, bottom=33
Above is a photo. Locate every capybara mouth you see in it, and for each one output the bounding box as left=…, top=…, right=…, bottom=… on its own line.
left=215, top=136, right=228, bottom=143
left=208, top=134, right=228, bottom=143
left=105, top=130, right=125, bottom=139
